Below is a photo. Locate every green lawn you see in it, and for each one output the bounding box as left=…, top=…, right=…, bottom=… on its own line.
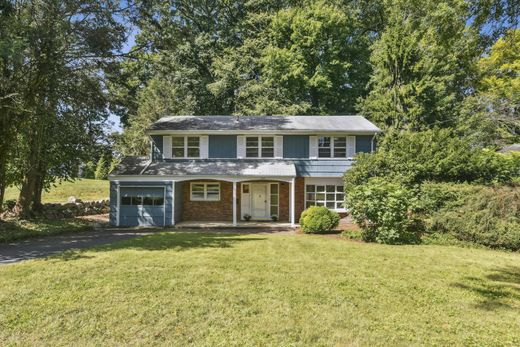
left=0, top=218, right=93, bottom=243
left=1, top=232, right=519, bottom=346
left=4, top=179, right=109, bottom=203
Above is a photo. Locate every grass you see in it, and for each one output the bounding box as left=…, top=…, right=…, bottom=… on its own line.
left=0, top=218, right=93, bottom=243
left=1, top=232, right=519, bottom=346
left=4, top=179, right=109, bottom=203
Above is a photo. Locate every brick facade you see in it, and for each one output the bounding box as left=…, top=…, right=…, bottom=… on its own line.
left=181, top=179, right=305, bottom=222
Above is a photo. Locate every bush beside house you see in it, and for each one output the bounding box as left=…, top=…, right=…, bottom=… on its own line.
left=299, top=206, right=340, bottom=234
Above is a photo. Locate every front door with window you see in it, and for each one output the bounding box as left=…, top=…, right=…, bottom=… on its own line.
left=251, top=184, right=269, bottom=219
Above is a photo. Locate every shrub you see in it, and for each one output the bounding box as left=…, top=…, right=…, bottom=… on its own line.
left=2, top=199, right=16, bottom=212
left=421, top=183, right=520, bottom=251
left=344, top=129, right=519, bottom=190
left=346, top=178, right=421, bottom=244
left=299, top=206, right=340, bottom=234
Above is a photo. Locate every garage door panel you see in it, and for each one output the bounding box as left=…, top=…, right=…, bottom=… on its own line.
left=119, top=187, right=165, bottom=227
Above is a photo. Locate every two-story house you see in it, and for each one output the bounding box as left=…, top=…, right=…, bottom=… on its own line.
left=109, top=115, right=381, bottom=227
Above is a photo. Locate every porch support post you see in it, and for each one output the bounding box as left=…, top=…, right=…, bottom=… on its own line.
left=290, top=177, right=295, bottom=227
left=232, top=181, right=237, bottom=226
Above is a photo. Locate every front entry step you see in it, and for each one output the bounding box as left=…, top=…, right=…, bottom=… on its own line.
left=174, top=221, right=296, bottom=230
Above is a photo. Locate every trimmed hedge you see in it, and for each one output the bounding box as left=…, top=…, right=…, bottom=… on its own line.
left=299, top=206, right=340, bottom=233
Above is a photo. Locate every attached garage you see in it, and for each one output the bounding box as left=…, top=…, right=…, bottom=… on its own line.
left=119, top=187, right=165, bottom=226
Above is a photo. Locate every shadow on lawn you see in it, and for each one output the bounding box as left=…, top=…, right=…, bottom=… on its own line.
left=452, top=266, right=520, bottom=311
left=92, top=232, right=266, bottom=253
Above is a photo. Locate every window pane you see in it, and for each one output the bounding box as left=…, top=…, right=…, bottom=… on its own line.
left=242, top=185, right=249, bottom=194
left=131, top=196, right=142, bottom=205
left=172, top=137, right=184, bottom=146
left=207, top=184, right=220, bottom=192
left=326, top=185, right=335, bottom=192
left=306, top=201, right=314, bottom=208
left=192, top=184, right=205, bottom=192
left=206, top=192, right=219, bottom=200
left=246, top=137, right=258, bottom=147
left=316, top=201, right=325, bottom=206
left=333, top=137, right=346, bottom=147
left=306, top=193, right=315, bottom=201
left=172, top=148, right=184, bottom=158
left=121, top=196, right=132, bottom=205
left=262, top=137, right=274, bottom=147
left=336, top=186, right=344, bottom=193
left=143, top=197, right=154, bottom=206
left=192, top=192, right=205, bottom=200
left=336, top=202, right=344, bottom=209
left=187, top=137, right=199, bottom=147
left=316, top=185, right=325, bottom=192
left=154, top=197, right=164, bottom=206
left=187, top=148, right=200, bottom=157
left=326, top=193, right=335, bottom=201
left=326, top=201, right=335, bottom=208
left=336, top=193, right=344, bottom=201
left=315, top=193, right=325, bottom=200
left=318, top=137, right=331, bottom=147
left=334, top=148, right=346, bottom=157
left=270, top=184, right=279, bottom=194
left=306, top=185, right=315, bottom=192
left=270, top=194, right=278, bottom=204
left=246, top=148, right=258, bottom=157
left=319, top=148, right=331, bottom=158
left=270, top=206, right=278, bottom=216
left=261, top=147, right=274, bottom=157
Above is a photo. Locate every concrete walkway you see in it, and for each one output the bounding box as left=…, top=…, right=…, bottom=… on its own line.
left=0, top=229, right=158, bottom=265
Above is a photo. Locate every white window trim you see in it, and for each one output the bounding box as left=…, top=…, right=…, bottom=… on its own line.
left=269, top=183, right=279, bottom=218
left=172, top=136, right=201, bottom=159
left=245, top=136, right=275, bottom=159
left=318, top=136, right=347, bottom=159
left=304, top=182, right=346, bottom=212
left=190, top=182, right=221, bottom=201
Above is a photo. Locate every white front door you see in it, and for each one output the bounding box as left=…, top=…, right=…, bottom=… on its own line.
left=251, top=184, right=268, bottom=219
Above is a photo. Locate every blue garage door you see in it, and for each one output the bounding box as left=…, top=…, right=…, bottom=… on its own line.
left=120, top=187, right=165, bottom=226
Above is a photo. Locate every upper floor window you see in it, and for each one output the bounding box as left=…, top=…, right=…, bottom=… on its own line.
left=172, top=136, right=200, bottom=158
left=246, top=136, right=274, bottom=158
left=318, top=137, right=347, bottom=158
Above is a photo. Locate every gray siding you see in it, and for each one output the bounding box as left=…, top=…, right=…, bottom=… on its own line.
left=283, top=135, right=309, bottom=158
left=109, top=181, right=118, bottom=226
left=174, top=181, right=183, bottom=223
left=151, top=135, right=163, bottom=161
left=356, top=135, right=373, bottom=153
left=209, top=135, right=237, bottom=158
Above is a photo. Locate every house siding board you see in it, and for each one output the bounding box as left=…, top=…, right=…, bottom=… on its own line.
left=209, top=135, right=237, bottom=158
left=174, top=181, right=183, bottom=223
left=151, top=135, right=163, bottom=160
left=356, top=135, right=372, bottom=153
left=283, top=135, right=309, bottom=158
left=109, top=181, right=118, bottom=226
left=294, top=160, right=353, bottom=177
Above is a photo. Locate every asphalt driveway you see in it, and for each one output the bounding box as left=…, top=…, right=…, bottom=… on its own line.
left=0, top=229, right=158, bottom=265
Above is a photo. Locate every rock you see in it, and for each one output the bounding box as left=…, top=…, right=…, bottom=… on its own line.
left=67, top=196, right=76, bottom=203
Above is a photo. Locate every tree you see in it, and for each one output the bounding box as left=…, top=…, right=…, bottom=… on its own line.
left=359, top=0, right=478, bottom=131
left=1, top=0, right=126, bottom=218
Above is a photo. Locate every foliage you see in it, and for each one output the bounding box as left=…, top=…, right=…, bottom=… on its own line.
left=299, top=206, right=340, bottom=233
left=82, top=162, right=96, bottom=179
left=420, top=182, right=520, bottom=250
left=359, top=0, right=478, bottom=131
left=346, top=178, right=421, bottom=244
left=94, top=156, right=110, bottom=180
left=344, top=129, right=520, bottom=189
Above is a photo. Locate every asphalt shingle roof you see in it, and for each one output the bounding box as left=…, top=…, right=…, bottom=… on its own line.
left=147, top=115, right=381, bottom=133
left=110, top=158, right=297, bottom=177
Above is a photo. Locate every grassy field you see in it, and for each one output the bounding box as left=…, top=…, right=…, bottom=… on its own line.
left=4, top=179, right=109, bottom=203
left=0, top=232, right=519, bottom=346
left=0, top=218, right=93, bottom=243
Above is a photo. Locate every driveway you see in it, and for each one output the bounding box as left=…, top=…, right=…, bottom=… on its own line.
left=0, top=229, right=158, bottom=265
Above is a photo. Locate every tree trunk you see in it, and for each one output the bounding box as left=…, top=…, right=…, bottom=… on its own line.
left=14, top=130, right=41, bottom=219
left=0, top=156, right=6, bottom=213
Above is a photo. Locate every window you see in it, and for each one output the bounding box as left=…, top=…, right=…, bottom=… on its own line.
left=172, top=136, right=200, bottom=158
left=305, top=184, right=345, bottom=210
left=190, top=182, right=221, bottom=201
left=318, top=136, right=348, bottom=158
left=246, top=136, right=274, bottom=158
left=121, top=193, right=164, bottom=206
left=270, top=183, right=279, bottom=217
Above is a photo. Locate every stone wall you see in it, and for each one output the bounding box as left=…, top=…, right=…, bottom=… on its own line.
left=31, top=199, right=110, bottom=219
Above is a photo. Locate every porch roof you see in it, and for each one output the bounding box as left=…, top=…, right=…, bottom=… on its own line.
left=110, top=157, right=297, bottom=177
